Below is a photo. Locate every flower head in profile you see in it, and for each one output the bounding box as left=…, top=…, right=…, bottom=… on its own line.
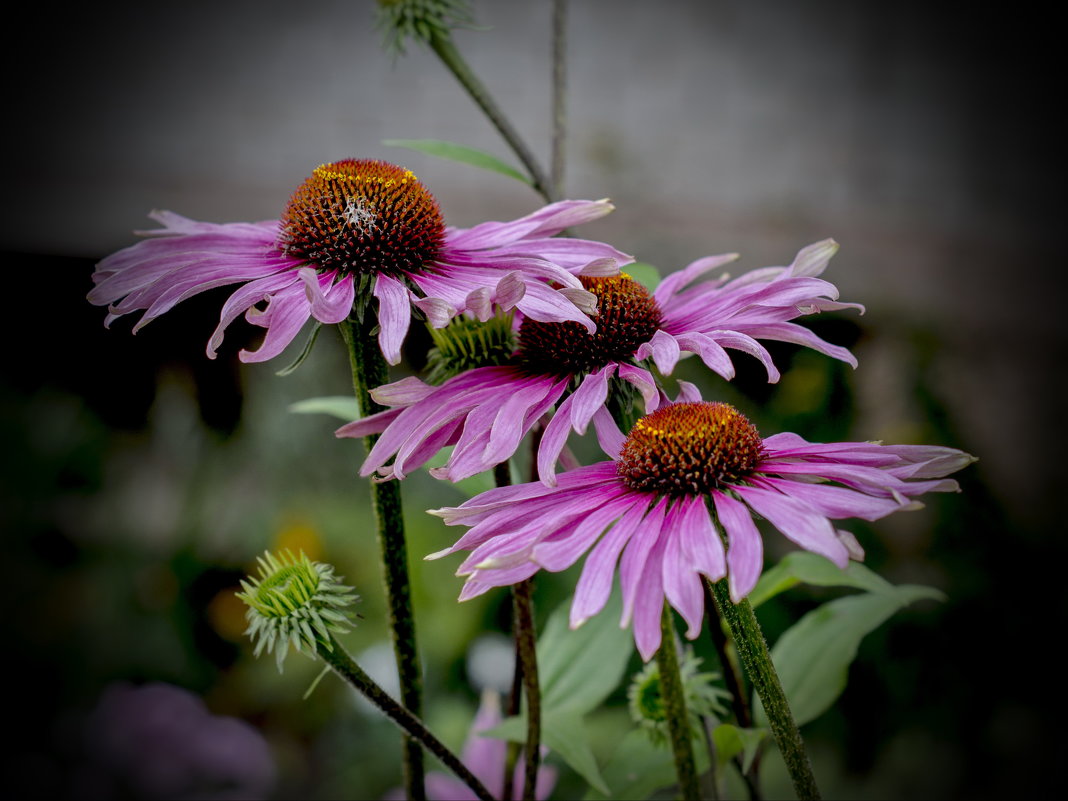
left=89, top=159, right=627, bottom=364
left=427, top=395, right=975, bottom=660
left=383, top=689, right=556, bottom=801
left=337, top=240, right=861, bottom=484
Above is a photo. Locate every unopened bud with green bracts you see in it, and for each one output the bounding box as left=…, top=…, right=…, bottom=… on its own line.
left=628, top=650, right=731, bottom=744
left=236, top=550, right=359, bottom=671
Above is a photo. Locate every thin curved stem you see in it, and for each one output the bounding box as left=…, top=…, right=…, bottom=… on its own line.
left=339, top=318, right=425, bottom=800
left=428, top=32, right=556, bottom=202
left=656, top=608, right=701, bottom=801
left=318, top=635, right=494, bottom=801
left=551, top=0, right=568, bottom=195
left=707, top=578, right=821, bottom=800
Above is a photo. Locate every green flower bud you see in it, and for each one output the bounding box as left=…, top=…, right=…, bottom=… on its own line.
left=236, top=550, right=359, bottom=671
left=424, top=311, right=517, bottom=384
left=628, top=651, right=731, bottom=744
left=375, top=0, right=476, bottom=54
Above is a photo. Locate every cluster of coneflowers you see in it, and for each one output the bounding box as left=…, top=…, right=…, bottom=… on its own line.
left=90, top=157, right=974, bottom=799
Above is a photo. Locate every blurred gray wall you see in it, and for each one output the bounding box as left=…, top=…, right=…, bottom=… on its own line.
left=4, top=1, right=1062, bottom=524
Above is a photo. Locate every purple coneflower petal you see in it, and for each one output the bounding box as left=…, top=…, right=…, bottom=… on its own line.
left=735, top=483, right=849, bottom=568
left=372, top=274, right=412, bottom=366
left=298, top=268, right=355, bottom=324
left=713, top=491, right=765, bottom=603
left=240, top=280, right=315, bottom=363
left=570, top=499, right=650, bottom=628
left=632, top=531, right=669, bottom=661
left=619, top=498, right=669, bottom=628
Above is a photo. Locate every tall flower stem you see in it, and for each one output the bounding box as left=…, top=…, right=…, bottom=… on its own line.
left=703, top=581, right=763, bottom=800
left=339, top=318, right=425, bottom=800
left=428, top=32, right=556, bottom=202
left=550, top=0, right=568, bottom=195
left=656, top=608, right=701, bottom=801
left=707, top=579, right=821, bottom=800
left=317, top=634, right=494, bottom=801
left=493, top=462, right=542, bottom=801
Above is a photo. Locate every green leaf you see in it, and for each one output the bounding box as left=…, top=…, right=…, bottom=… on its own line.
left=383, top=138, right=532, bottom=186
left=711, top=723, right=767, bottom=773
left=288, top=396, right=361, bottom=421
left=536, top=589, right=633, bottom=715
left=748, top=550, right=895, bottom=609
left=583, top=725, right=713, bottom=800
left=481, top=591, right=633, bottom=795
left=756, top=583, right=945, bottom=728
left=487, top=712, right=610, bottom=795
left=583, top=728, right=681, bottom=800
left=623, top=262, right=661, bottom=291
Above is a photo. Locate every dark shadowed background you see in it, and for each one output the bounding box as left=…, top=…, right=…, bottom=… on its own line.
left=3, top=1, right=1064, bottom=798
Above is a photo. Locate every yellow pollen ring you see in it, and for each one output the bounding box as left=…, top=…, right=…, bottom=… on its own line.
left=312, top=164, right=417, bottom=187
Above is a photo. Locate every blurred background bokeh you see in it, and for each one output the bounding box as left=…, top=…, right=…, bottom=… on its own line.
left=3, top=1, right=1064, bottom=798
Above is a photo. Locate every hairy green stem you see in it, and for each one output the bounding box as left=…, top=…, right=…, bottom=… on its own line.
left=656, top=608, right=701, bottom=801
left=551, top=0, right=568, bottom=195
left=428, top=32, right=556, bottom=202
left=707, top=579, right=821, bottom=800
left=318, top=634, right=494, bottom=801
left=339, top=318, right=425, bottom=800
left=703, top=581, right=763, bottom=800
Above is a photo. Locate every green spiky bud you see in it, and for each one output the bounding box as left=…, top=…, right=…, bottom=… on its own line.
left=628, top=651, right=731, bottom=744
left=424, top=312, right=518, bottom=385
left=236, top=550, right=359, bottom=672
left=375, top=0, right=476, bottom=54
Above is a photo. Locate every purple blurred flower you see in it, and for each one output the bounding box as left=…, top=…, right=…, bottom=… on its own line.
left=384, top=690, right=556, bottom=801
left=337, top=240, right=861, bottom=483
left=428, top=398, right=975, bottom=661
left=89, top=159, right=626, bottom=365
left=79, top=681, right=275, bottom=800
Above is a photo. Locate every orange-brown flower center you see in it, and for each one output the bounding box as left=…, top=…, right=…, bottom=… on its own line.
left=516, top=274, right=663, bottom=375
left=617, top=402, right=763, bottom=495
left=279, top=159, right=445, bottom=276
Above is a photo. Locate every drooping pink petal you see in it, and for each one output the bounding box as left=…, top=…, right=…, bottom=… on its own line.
left=632, top=530, right=669, bottom=661
left=206, top=271, right=303, bottom=358
left=619, top=497, right=669, bottom=627
left=570, top=497, right=651, bottom=628
left=334, top=407, right=403, bottom=439
left=298, top=267, right=354, bottom=324
left=443, top=199, right=616, bottom=251
left=713, top=491, right=765, bottom=603
left=634, top=329, right=682, bottom=374
left=239, top=281, right=315, bottom=363
left=372, top=274, right=411, bottom=365
left=734, top=483, right=849, bottom=568
left=660, top=500, right=707, bottom=639
left=531, top=488, right=637, bottom=572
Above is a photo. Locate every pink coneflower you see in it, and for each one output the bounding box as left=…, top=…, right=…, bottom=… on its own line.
left=383, top=690, right=556, bottom=801
left=426, top=399, right=975, bottom=660
left=88, top=159, right=627, bottom=364
left=337, top=240, right=862, bottom=483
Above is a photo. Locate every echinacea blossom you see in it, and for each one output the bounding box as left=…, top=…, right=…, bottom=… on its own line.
left=427, top=396, right=975, bottom=660
left=89, top=159, right=628, bottom=364
left=383, top=690, right=556, bottom=801
left=337, top=239, right=861, bottom=483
